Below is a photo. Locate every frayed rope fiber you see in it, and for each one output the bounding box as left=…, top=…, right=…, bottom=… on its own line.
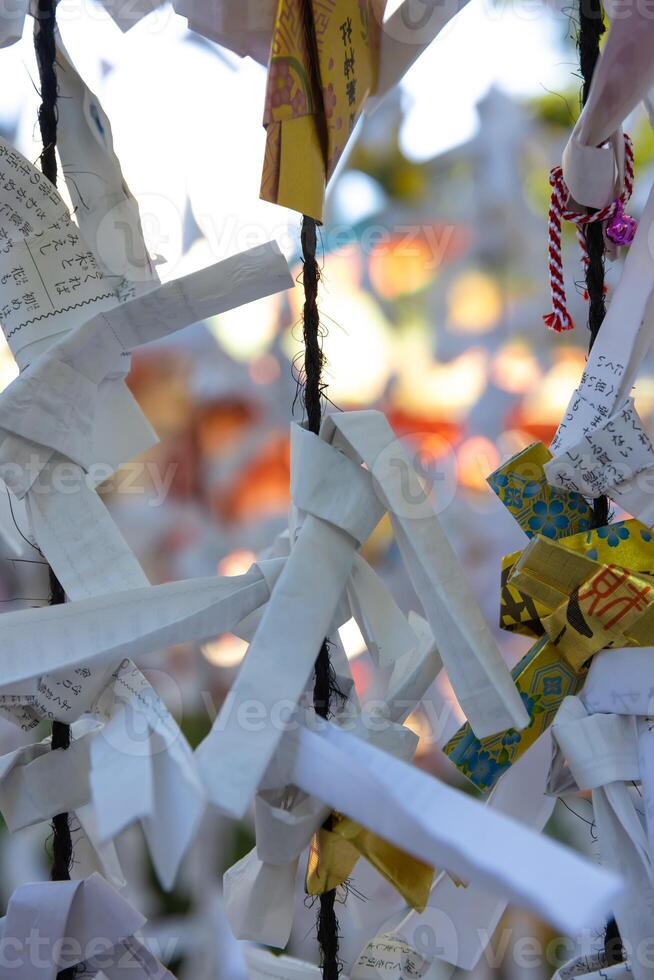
left=577, top=0, right=623, bottom=958
left=301, top=213, right=343, bottom=980
left=34, top=7, right=79, bottom=977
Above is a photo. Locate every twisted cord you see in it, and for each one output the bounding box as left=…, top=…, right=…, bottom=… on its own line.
left=578, top=2, right=612, bottom=531
left=301, top=214, right=342, bottom=980
left=34, top=10, right=77, bottom=973
left=543, top=134, right=635, bottom=333
left=577, top=0, right=623, bottom=956
left=34, top=0, right=58, bottom=184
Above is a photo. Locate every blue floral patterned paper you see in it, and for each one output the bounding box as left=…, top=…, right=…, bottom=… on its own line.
left=488, top=443, right=592, bottom=540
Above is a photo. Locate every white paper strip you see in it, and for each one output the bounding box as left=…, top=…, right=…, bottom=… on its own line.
left=0, top=565, right=274, bottom=722
left=0, top=872, right=172, bottom=980
left=326, top=411, right=528, bottom=737
left=365, top=0, right=472, bottom=113
left=581, top=648, right=654, bottom=717
left=244, top=946, right=324, bottom=980
left=0, top=661, right=206, bottom=890
left=349, top=931, right=433, bottom=979
left=392, top=734, right=556, bottom=972
left=285, top=720, right=622, bottom=934
left=223, top=848, right=298, bottom=948
left=553, top=957, right=630, bottom=980
left=53, top=34, right=159, bottom=293
left=196, top=424, right=385, bottom=818
left=553, top=697, right=654, bottom=980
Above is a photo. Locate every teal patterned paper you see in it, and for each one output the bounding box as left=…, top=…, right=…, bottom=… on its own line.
left=444, top=636, right=586, bottom=792
left=488, top=442, right=593, bottom=540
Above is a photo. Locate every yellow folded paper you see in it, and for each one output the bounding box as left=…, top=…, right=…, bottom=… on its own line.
left=261, top=0, right=381, bottom=221
left=501, top=516, right=654, bottom=635
left=445, top=443, right=607, bottom=791
left=306, top=813, right=434, bottom=912
left=444, top=635, right=587, bottom=791
left=487, top=442, right=593, bottom=541
left=491, top=442, right=594, bottom=639
left=509, top=535, right=654, bottom=669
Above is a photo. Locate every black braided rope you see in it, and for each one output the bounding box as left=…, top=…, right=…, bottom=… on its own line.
left=578, top=0, right=623, bottom=963
left=296, top=0, right=342, bottom=969
left=301, top=214, right=342, bottom=980
left=34, top=0, right=58, bottom=185
left=579, top=0, right=610, bottom=529
left=34, top=9, right=78, bottom=976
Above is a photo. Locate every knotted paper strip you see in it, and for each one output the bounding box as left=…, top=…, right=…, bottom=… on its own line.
left=197, top=410, right=527, bottom=820
left=0, top=872, right=173, bottom=980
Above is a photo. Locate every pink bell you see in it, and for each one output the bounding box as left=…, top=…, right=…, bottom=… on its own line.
left=606, top=199, right=638, bottom=246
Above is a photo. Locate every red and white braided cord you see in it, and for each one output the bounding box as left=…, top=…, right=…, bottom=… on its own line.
left=543, top=132, right=634, bottom=332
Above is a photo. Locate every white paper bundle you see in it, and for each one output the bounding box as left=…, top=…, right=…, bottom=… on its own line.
left=197, top=411, right=528, bottom=822
left=0, top=872, right=174, bottom=979
left=0, top=661, right=205, bottom=889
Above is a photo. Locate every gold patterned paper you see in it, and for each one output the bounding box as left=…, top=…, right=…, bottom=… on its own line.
left=261, top=0, right=381, bottom=221
left=509, top=537, right=598, bottom=613
left=510, top=536, right=654, bottom=669
left=306, top=814, right=434, bottom=911
left=444, top=636, right=587, bottom=792
left=487, top=443, right=593, bottom=541
left=445, top=443, right=654, bottom=792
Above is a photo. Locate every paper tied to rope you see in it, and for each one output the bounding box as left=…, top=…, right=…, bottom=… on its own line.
left=306, top=814, right=434, bottom=912
left=575, top=646, right=654, bottom=872
left=552, top=955, right=631, bottom=980
left=0, top=727, right=126, bottom=888
left=303, top=684, right=436, bottom=914
left=568, top=4, right=654, bottom=152
left=543, top=132, right=635, bottom=333
left=546, top=154, right=654, bottom=517
left=349, top=930, right=434, bottom=979
left=490, top=513, right=654, bottom=783
left=447, top=443, right=654, bottom=790
left=0, top=237, right=291, bottom=598
left=0, top=872, right=173, bottom=980
left=542, top=4, right=654, bottom=334
left=197, top=410, right=528, bottom=820
left=243, top=946, right=323, bottom=980
left=0, top=70, right=292, bottom=597
left=224, top=612, right=437, bottom=947
left=0, top=81, right=160, bottom=590
left=260, top=0, right=382, bottom=221
left=0, top=660, right=205, bottom=890
left=444, top=446, right=654, bottom=789
left=231, top=608, right=442, bottom=946
left=552, top=696, right=654, bottom=980
left=507, top=535, right=654, bottom=669
left=224, top=715, right=621, bottom=944
left=394, top=735, right=556, bottom=975
left=546, top=393, right=654, bottom=528
left=445, top=443, right=594, bottom=790
left=219, top=623, right=620, bottom=941
left=273, top=717, right=622, bottom=933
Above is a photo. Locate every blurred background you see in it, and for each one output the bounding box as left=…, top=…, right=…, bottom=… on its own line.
left=1, top=2, right=653, bottom=976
